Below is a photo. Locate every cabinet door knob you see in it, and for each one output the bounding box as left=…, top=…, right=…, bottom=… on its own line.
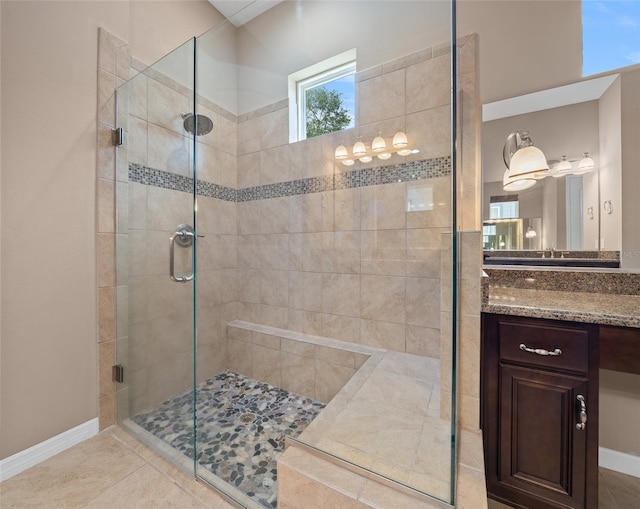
left=576, top=394, right=587, bottom=431
left=519, top=343, right=562, bottom=356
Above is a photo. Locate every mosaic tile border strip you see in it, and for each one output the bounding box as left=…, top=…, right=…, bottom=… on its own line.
left=129, top=163, right=195, bottom=194
left=129, top=156, right=451, bottom=202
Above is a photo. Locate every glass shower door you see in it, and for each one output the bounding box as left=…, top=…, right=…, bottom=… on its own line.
left=115, top=37, right=199, bottom=474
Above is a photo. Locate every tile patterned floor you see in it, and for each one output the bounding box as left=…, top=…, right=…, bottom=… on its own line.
left=0, top=426, right=233, bottom=508
left=1, top=423, right=637, bottom=508
left=131, top=371, right=325, bottom=508
left=486, top=466, right=640, bottom=509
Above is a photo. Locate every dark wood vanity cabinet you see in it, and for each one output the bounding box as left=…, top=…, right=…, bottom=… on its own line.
left=481, top=314, right=599, bottom=509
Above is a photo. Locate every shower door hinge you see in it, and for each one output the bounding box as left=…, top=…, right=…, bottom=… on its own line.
left=112, top=127, right=124, bottom=146
left=112, top=364, right=124, bottom=383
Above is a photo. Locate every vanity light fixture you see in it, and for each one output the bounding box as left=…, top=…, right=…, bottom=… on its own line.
left=502, top=169, right=536, bottom=192
left=557, top=155, right=572, bottom=172
left=551, top=155, right=573, bottom=178
left=372, top=133, right=386, bottom=152
left=548, top=153, right=596, bottom=178
left=392, top=131, right=408, bottom=148
left=334, top=131, right=414, bottom=165
left=525, top=226, right=537, bottom=239
left=334, top=144, right=348, bottom=160
left=502, top=130, right=549, bottom=190
left=506, top=131, right=549, bottom=177
left=353, top=139, right=367, bottom=158
left=575, top=152, right=595, bottom=174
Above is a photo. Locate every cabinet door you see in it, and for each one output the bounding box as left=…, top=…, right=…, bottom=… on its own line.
left=499, top=363, right=588, bottom=509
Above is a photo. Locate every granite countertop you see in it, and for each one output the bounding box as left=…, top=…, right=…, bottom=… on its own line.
left=482, top=287, right=640, bottom=328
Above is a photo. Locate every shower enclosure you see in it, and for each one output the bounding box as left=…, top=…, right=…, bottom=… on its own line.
left=115, top=1, right=461, bottom=507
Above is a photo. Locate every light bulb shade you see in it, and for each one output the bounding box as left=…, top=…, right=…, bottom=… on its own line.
left=392, top=131, right=408, bottom=148
left=503, top=169, right=536, bottom=192
left=359, top=156, right=373, bottom=163
left=557, top=157, right=572, bottom=172
left=342, top=159, right=355, bottom=166
left=353, top=141, right=367, bottom=157
left=525, top=227, right=537, bottom=239
left=377, top=152, right=392, bottom=160
left=576, top=153, right=595, bottom=174
left=551, top=157, right=573, bottom=178
left=508, top=145, right=549, bottom=179
left=334, top=145, right=348, bottom=160
left=372, top=136, right=386, bottom=153
left=397, top=149, right=412, bottom=156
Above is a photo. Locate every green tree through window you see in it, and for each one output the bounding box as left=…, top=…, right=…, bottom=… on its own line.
left=305, top=87, right=352, bottom=138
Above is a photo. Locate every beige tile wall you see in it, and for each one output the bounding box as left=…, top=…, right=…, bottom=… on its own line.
left=438, top=34, right=482, bottom=430
left=227, top=323, right=372, bottom=403
left=103, top=33, right=241, bottom=418
left=98, top=28, right=480, bottom=436
left=234, top=44, right=453, bottom=358
left=97, top=28, right=130, bottom=430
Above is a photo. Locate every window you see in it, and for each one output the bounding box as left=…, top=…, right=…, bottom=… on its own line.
left=583, top=0, right=640, bottom=76
left=288, top=50, right=356, bottom=142
left=489, top=196, right=519, bottom=219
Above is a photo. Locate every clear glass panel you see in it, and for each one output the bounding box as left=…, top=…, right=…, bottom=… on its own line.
left=115, top=1, right=459, bottom=506
left=191, top=1, right=457, bottom=507
left=115, top=37, right=198, bottom=476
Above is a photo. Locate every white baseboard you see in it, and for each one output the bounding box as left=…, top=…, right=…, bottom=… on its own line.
left=0, top=418, right=99, bottom=482
left=599, top=446, right=640, bottom=478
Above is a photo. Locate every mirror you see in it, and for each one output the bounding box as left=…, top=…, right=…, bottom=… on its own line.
left=481, top=75, right=621, bottom=255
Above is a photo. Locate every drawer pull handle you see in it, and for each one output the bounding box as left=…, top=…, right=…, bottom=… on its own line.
left=519, top=343, right=562, bottom=356
left=576, top=395, right=587, bottom=430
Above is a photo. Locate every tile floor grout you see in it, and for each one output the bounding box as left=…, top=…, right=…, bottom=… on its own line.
left=2, top=426, right=637, bottom=508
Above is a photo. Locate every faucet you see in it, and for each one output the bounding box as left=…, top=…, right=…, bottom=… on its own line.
left=548, top=246, right=556, bottom=259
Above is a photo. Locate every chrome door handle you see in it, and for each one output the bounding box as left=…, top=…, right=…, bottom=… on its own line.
left=519, top=343, right=562, bottom=356
left=576, top=395, right=587, bottom=430
left=169, top=224, right=195, bottom=283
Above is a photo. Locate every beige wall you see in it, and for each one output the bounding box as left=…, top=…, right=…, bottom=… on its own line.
left=458, top=0, right=640, bottom=264
left=460, top=1, right=640, bottom=459
left=458, top=0, right=582, bottom=103
left=600, top=369, right=640, bottom=456
left=0, top=0, right=222, bottom=460
left=620, top=69, right=640, bottom=269
left=129, top=0, right=224, bottom=67
left=236, top=0, right=450, bottom=114
left=0, top=0, right=3, bottom=455
left=599, top=78, right=622, bottom=250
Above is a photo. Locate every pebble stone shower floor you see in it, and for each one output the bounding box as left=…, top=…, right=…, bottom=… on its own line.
left=131, top=371, right=325, bottom=508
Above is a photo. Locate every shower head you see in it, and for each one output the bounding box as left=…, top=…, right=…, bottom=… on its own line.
left=181, top=113, right=213, bottom=136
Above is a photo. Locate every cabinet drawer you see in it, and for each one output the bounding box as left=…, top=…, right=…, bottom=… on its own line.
left=498, top=319, right=590, bottom=373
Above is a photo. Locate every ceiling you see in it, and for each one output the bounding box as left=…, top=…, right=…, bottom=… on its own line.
left=208, top=0, right=284, bottom=27
left=482, top=75, right=618, bottom=122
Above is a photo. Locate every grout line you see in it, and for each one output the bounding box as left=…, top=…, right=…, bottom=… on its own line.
left=108, top=427, right=221, bottom=508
